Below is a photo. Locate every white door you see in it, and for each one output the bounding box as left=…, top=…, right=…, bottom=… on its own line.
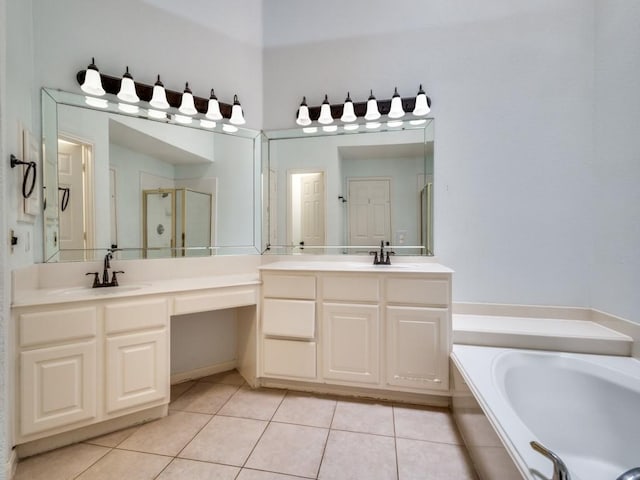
left=348, top=178, right=391, bottom=247
left=322, top=303, right=379, bottom=384
left=57, top=140, right=86, bottom=250
left=290, top=172, right=325, bottom=247
left=386, top=306, right=449, bottom=391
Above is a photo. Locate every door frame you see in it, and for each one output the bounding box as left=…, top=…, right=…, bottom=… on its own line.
left=286, top=168, right=327, bottom=248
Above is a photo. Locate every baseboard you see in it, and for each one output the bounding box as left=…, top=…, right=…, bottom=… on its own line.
left=170, top=360, right=237, bottom=385
left=4, top=449, right=17, bottom=480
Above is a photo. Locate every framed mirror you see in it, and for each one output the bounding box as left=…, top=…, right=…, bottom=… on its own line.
left=41, top=88, right=262, bottom=262
left=264, top=120, right=434, bottom=255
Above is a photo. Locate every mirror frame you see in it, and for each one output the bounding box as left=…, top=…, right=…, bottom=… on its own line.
left=41, top=88, right=263, bottom=262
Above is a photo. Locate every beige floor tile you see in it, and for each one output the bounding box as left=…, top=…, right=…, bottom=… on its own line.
left=318, top=430, right=397, bottom=480
left=237, top=469, right=309, bottom=479
left=170, top=380, right=196, bottom=402
left=331, top=399, right=395, bottom=436
left=117, top=410, right=211, bottom=456
left=14, top=443, right=110, bottom=480
left=179, top=415, right=268, bottom=466
left=272, top=392, right=336, bottom=428
left=217, top=386, right=286, bottom=420
left=156, top=458, right=240, bottom=479
left=76, top=449, right=171, bottom=480
left=199, top=369, right=247, bottom=386
left=394, top=404, right=462, bottom=444
left=85, top=425, right=140, bottom=447
left=396, top=438, right=477, bottom=479
left=169, top=382, right=239, bottom=414
left=245, top=422, right=328, bottom=477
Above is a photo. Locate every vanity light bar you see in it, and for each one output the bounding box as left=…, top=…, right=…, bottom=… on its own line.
left=76, top=69, right=241, bottom=121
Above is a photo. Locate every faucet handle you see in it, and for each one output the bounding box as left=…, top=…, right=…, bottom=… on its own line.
left=110, top=271, right=124, bottom=287
left=369, top=251, right=379, bottom=265
left=86, top=272, right=100, bottom=288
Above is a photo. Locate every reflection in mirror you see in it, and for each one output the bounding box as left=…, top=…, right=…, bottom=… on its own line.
left=265, top=121, right=434, bottom=255
left=41, top=89, right=261, bottom=262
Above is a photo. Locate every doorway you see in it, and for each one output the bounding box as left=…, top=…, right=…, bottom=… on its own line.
left=288, top=171, right=326, bottom=247
left=347, top=178, right=391, bottom=248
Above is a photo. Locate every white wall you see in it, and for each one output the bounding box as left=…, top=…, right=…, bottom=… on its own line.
left=264, top=0, right=596, bottom=309
left=592, top=1, right=640, bottom=322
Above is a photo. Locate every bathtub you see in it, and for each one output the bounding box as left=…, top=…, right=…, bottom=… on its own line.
left=451, top=345, right=640, bottom=480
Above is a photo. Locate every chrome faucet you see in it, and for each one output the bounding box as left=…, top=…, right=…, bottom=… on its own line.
left=530, top=441, right=571, bottom=480
left=86, top=250, right=124, bottom=288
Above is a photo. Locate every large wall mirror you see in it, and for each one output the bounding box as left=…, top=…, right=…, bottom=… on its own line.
left=264, top=121, right=434, bottom=255
left=41, top=89, right=262, bottom=262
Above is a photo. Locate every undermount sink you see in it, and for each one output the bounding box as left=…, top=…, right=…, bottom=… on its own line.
left=47, top=284, right=149, bottom=296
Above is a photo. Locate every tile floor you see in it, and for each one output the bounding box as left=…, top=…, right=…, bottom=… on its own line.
left=14, top=370, right=477, bottom=479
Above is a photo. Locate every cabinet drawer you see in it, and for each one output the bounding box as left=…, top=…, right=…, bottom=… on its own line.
left=263, top=338, right=316, bottom=379
left=263, top=298, right=315, bottom=339
left=322, top=275, right=379, bottom=302
left=386, top=277, right=449, bottom=307
left=262, top=274, right=316, bottom=299
left=19, top=307, right=97, bottom=348
left=105, top=298, right=168, bottom=334
left=173, top=287, right=257, bottom=315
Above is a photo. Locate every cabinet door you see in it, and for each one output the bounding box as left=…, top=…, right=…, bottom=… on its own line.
left=20, top=341, right=97, bottom=436
left=386, top=306, right=449, bottom=391
left=105, top=329, right=168, bottom=413
left=322, top=303, right=379, bottom=384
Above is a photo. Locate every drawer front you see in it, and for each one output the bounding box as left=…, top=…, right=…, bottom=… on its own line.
left=19, top=307, right=97, bottom=348
left=105, top=298, right=168, bottom=334
left=173, top=287, right=257, bottom=315
left=262, top=338, right=316, bottom=379
left=263, top=298, right=315, bottom=339
left=386, top=277, right=449, bottom=307
left=262, top=274, right=316, bottom=299
left=322, top=275, right=379, bottom=302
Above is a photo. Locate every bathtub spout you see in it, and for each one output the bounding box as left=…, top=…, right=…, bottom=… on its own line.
left=617, top=467, right=640, bottom=480
left=530, top=441, right=571, bottom=480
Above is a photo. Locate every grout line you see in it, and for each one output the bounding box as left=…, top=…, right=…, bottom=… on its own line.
left=315, top=394, right=339, bottom=479
left=72, top=446, right=115, bottom=479
left=392, top=405, right=400, bottom=480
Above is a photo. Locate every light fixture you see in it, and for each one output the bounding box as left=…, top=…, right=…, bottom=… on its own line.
left=318, top=95, right=333, bottom=124
left=412, top=84, right=431, bottom=116
left=148, top=109, right=167, bottom=119
left=118, top=103, right=139, bottom=114
left=410, top=119, right=427, bottom=126
left=296, top=97, right=312, bottom=126
left=200, top=119, right=216, bottom=129
left=340, top=92, right=357, bottom=123
left=117, top=66, right=139, bottom=103
left=386, top=120, right=403, bottom=128
left=85, top=96, right=108, bottom=108
left=80, top=58, right=105, bottom=96
left=364, top=90, right=381, bottom=121
left=302, top=126, right=318, bottom=134
left=365, top=122, right=381, bottom=129
left=322, top=125, right=338, bottom=132
left=388, top=87, right=405, bottom=119
left=174, top=114, right=193, bottom=124
left=206, top=89, right=223, bottom=120
left=179, top=83, right=198, bottom=115
left=344, top=123, right=359, bottom=131
left=229, top=95, right=246, bottom=125
left=223, top=124, right=239, bottom=133
left=150, top=75, right=170, bottom=110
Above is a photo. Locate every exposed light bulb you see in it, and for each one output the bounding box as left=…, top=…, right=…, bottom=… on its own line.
left=388, top=87, right=405, bottom=119
left=318, top=94, right=333, bottom=124
left=80, top=58, right=105, bottom=96
left=412, top=84, right=431, bottom=116
left=178, top=82, right=198, bottom=115
left=117, top=66, right=140, bottom=103
left=206, top=89, right=223, bottom=120
left=229, top=95, right=246, bottom=125
left=296, top=97, right=312, bottom=126
left=364, top=90, right=380, bottom=121
left=150, top=75, right=170, bottom=110
left=340, top=92, right=357, bottom=123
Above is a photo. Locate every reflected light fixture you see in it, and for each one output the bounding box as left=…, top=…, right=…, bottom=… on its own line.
left=410, top=119, right=427, bottom=126
left=200, top=119, right=216, bottom=129
left=344, top=123, right=359, bottom=131
left=178, top=82, right=197, bottom=115
left=118, top=103, right=139, bottom=114
left=322, top=125, right=338, bottom=132
left=150, top=75, right=170, bottom=110
left=387, top=120, right=403, bottom=128
left=85, top=96, right=108, bottom=108
left=229, top=95, right=246, bottom=125
left=412, top=84, right=431, bottom=116
left=364, top=90, right=381, bottom=121
left=148, top=109, right=167, bottom=119
left=174, top=114, right=193, bottom=124
left=388, top=87, right=405, bottom=119
left=117, top=66, right=139, bottom=103
left=302, top=126, right=318, bottom=134
left=340, top=92, right=357, bottom=123
left=206, top=89, right=223, bottom=120
left=318, top=95, right=333, bottom=124
left=365, top=122, right=381, bottom=129
left=223, top=124, right=239, bottom=133
left=80, top=58, right=105, bottom=96
left=296, top=97, right=312, bottom=126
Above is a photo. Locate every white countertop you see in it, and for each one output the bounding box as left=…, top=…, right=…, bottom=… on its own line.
left=259, top=260, right=453, bottom=274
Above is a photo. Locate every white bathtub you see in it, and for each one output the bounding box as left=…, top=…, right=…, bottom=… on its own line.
left=452, top=345, right=640, bottom=480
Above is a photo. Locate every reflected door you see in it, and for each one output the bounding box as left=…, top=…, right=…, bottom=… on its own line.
left=143, top=190, right=175, bottom=257
left=57, top=140, right=87, bottom=250
left=289, top=172, right=325, bottom=246
left=348, top=178, right=391, bottom=247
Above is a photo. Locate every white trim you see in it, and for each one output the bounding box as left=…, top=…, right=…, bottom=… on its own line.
left=591, top=309, right=640, bottom=359
left=170, top=360, right=237, bottom=385
left=5, top=449, right=17, bottom=479
left=452, top=301, right=591, bottom=321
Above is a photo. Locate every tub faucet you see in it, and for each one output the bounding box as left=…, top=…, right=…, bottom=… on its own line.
left=530, top=441, right=571, bottom=480
left=617, top=467, right=640, bottom=480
